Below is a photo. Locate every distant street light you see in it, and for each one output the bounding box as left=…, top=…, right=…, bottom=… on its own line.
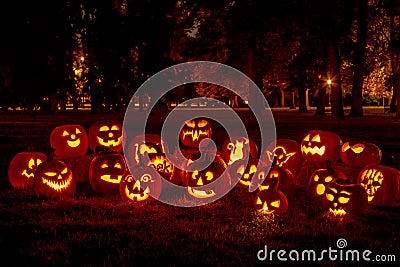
left=80, top=56, right=84, bottom=62
left=327, top=79, right=332, bottom=85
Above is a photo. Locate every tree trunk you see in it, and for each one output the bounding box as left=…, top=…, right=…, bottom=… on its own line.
left=298, top=87, right=307, bottom=113
left=315, top=85, right=326, bottom=115
left=327, top=43, right=345, bottom=119
left=395, top=71, right=400, bottom=118
left=280, top=88, right=285, bottom=107
left=349, top=0, right=368, bottom=117
left=290, top=89, right=296, bottom=109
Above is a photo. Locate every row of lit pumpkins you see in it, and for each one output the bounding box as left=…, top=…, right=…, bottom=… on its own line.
left=7, top=119, right=400, bottom=214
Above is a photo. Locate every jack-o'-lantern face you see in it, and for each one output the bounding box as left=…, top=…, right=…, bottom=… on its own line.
left=89, top=120, right=123, bottom=153
left=33, top=160, right=76, bottom=197
left=267, top=146, right=295, bottom=167
left=236, top=158, right=259, bottom=186
left=324, top=180, right=368, bottom=216
left=89, top=153, right=127, bottom=193
left=359, top=168, right=384, bottom=202
left=221, top=137, right=258, bottom=166
left=147, top=153, right=174, bottom=181
left=254, top=189, right=288, bottom=215
left=179, top=118, right=212, bottom=148
left=50, top=124, right=88, bottom=159
left=256, top=166, right=296, bottom=198
left=8, top=152, right=47, bottom=189
left=340, top=141, right=381, bottom=167
left=301, top=130, right=342, bottom=164
left=119, top=167, right=162, bottom=202
left=126, top=134, right=166, bottom=167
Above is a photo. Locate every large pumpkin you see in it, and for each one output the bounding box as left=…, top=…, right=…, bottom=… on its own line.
left=33, top=159, right=76, bottom=197
left=301, top=130, right=342, bottom=164
left=228, top=158, right=264, bottom=187
left=119, top=166, right=162, bottom=203
left=182, top=152, right=229, bottom=199
left=340, top=141, right=381, bottom=168
left=89, top=120, right=124, bottom=153
left=147, top=153, right=182, bottom=185
left=89, top=149, right=127, bottom=193
left=221, top=136, right=258, bottom=166
left=254, top=178, right=288, bottom=215
left=179, top=118, right=212, bottom=148
left=263, top=139, right=304, bottom=175
left=357, top=164, right=400, bottom=206
left=8, top=152, right=47, bottom=189
left=324, top=179, right=368, bottom=216
left=50, top=124, right=88, bottom=159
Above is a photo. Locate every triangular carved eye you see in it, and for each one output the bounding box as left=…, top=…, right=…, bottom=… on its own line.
left=311, top=135, right=321, bottom=142
left=185, top=121, right=196, bottom=128
left=61, top=168, right=68, bottom=174
left=114, top=163, right=122, bottom=169
left=198, top=120, right=208, bottom=127
left=101, top=163, right=109, bottom=169
left=111, top=125, right=120, bottom=131
left=303, top=134, right=310, bottom=142
left=270, top=200, right=280, bottom=208
left=45, top=172, right=57, bottom=177
left=62, top=130, right=69, bottom=136
left=99, top=126, right=110, bottom=132
left=342, top=142, right=350, bottom=152
left=75, top=128, right=81, bottom=134
left=28, top=158, right=35, bottom=169
left=256, top=197, right=262, bottom=205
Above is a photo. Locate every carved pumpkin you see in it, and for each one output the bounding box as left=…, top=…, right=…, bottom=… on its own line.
left=179, top=118, right=212, bottom=148
left=301, top=130, right=342, bottom=164
left=182, top=152, right=229, bottom=199
left=263, top=139, right=304, bottom=175
left=147, top=153, right=183, bottom=185
left=340, top=141, right=381, bottom=168
left=357, top=164, right=400, bottom=206
left=221, top=136, right=258, bottom=165
left=307, top=160, right=347, bottom=207
left=8, top=152, right=47, bottom=189
left=255, top=159, right=296, bottom=198
left=119, top=166, right=162, bottom=202
left=254, top=178, right=288, bottom=215
left=50, top=124, right=88, bottom=159
left=89, top=149, right=127, bottom=193
left=228, top=158, right=264, bottom=187
left=33, top=159, right=76, bottom=197
left=324, top=179, right=368, bottom=216
left=126, top=134, right=167, bottom=167
left=89, top=120, right=124, bottom=153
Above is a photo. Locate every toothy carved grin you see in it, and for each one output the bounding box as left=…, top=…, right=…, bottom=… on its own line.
left=301, top=145, right=326, bottom=156
left=21, top=170, right=34, bottom=179
left=67, top=139, right=81, bottom=148
left=42, top=176, right=72, bottom=192
left=329, top=208, right=346, bottom=216
left=125, top=184, right=150, bottom=201
left=100, top=175, right=123, bottom=183
left=97, top=136, right=122, bottom=147
left=183, top=130, right=209, bottom=141
left=187, top=186, right=216, bottom=198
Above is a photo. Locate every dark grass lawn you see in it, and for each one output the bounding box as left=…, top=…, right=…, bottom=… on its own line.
left=0, top=108, right=399, bottom=266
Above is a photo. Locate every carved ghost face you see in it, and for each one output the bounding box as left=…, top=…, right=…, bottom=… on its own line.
left=33, top=160, right=76, bottom=197
left=8, top=152, right=47, bottom=189
left=179, top=118, right=212, bottom=148
left=89, top=120, right=123, bottom=153
left=50, top=124, right=88, bottom=159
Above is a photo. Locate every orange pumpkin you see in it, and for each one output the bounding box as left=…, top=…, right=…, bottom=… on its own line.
left=254, top=178, right=288, bottom=215
left=179, top=118, right=212, bottom=148
left=8, top=152, right=47, bottom=189
left=89, top=120, right=124, bottom=153
left=301, top=130, right=342, bottom=164
left=125, top=134, right=167, bottom=168
left=340, top=141, right=381, bottom=167
left=221, top=136, right=258, bottom=166
left=50, top=124, right=88, bottom=159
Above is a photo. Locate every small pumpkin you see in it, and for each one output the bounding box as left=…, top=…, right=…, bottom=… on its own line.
left=357, top=164, right=400, bottom=206
left=147, top=153, right=182, bottom=185
left=89, top=120, right=124, bottom=153
left=119, top=166, right=162, bottom=202
left=254, top=178, right=288, bottom=215
left=8, top=152, right=47, bottom=189
left=263, top=139, right=304, bottom=175
left=89, top=148, right=127, bottom=193
left=179, top=118, right=212, bottom=148
left=301, top=130, right=342, bottom=164
left=228, top=158, right=264, bottom=187
left=324, top=178, right=368, bottom=216
left=307, top=159, right=347, bottom=207
left=182, top=152, right=229, bottom=199
left=340, top=141, right=381, bottom=167
left=33, top=158, right=76, bottom=198
left=221, top=136, right=258, bottom=165
left=126, top=134, right=167, bottom=167
left=50, top=124, right=88, bottom=159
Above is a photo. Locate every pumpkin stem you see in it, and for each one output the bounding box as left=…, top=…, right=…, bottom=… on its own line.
left=268, top=177, right=279, bottom=192
left=47, top=148, right=56, bottom=162
left=325, top=159, right=333, bottom=172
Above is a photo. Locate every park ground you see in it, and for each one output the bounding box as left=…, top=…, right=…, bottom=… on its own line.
left=0, top=106, right=399, bottom=266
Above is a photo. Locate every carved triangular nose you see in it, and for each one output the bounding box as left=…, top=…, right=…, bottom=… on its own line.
left=197, top=177, right=203, bottom=186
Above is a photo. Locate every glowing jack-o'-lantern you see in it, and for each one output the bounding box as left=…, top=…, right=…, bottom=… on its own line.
left=89, top=149, right=127, bottom=193
left=119, top=167, right=162, bottom=202
left=263, top=139, right=304, bottom=175
left=357, top=164, right=400, bottom=206
left=221, top=136, right=258, bottom=166
left=89, top=120, right=124, bottom=153
left=228, top=158, right=264, bottom=187
left=340, top=141, right=381, bottom=167
left=254, top=178, right=288, bottom=215
left=33, top=159, right=76, bottom=197
left=301, top=130, right=342, bottom=164
left=255, top=161, right=296, bottom=198
left=307, top=160, right=347, bottom=207
left=50, top=124, right=88, bottom=159
left=147, top=153, right=182, bottom=185
left=126, top=134, right=167, bottom=167
left=182, top=152, right=228, bottom=199
left=324, top=179, right=368, bottom=216
left=8, top=152, right=47, bottom=189
left=179, top=118, right=212, bottom=148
